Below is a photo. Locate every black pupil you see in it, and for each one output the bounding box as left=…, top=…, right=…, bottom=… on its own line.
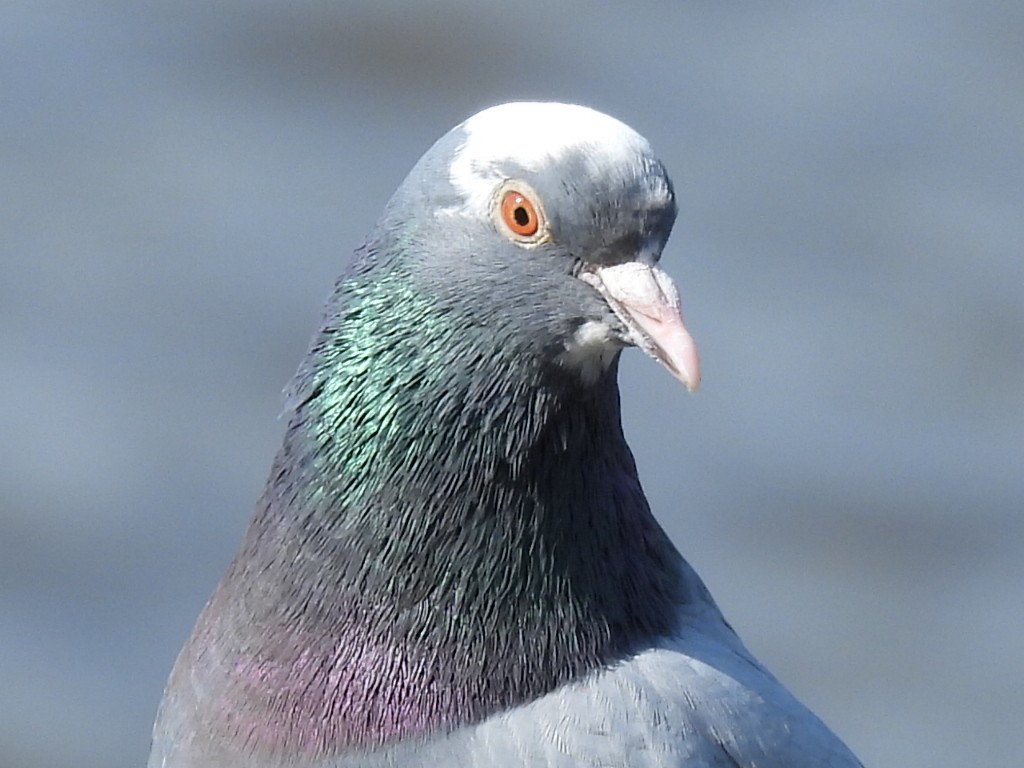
left=513, top=206, right=531, bottom=227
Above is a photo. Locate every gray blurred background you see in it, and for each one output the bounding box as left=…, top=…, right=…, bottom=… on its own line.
left=3, top=2, right=1022, bottom=767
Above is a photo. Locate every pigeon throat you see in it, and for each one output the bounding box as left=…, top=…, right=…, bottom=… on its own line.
left=184, top=279, right=690, bottom=757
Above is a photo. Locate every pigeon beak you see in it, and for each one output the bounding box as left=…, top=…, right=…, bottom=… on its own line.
left=580, top=262, right=701, bottom=391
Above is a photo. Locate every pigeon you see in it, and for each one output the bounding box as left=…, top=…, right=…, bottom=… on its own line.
left=149, top=102, right=863, bottom=767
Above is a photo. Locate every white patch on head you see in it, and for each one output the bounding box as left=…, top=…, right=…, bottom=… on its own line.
left=446, top=102, right=654, bottom=215
left=558, top=319, right=622, bottom=385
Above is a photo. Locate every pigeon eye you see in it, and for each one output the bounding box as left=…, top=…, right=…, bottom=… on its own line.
left=499, top=189, right=541, bottom=238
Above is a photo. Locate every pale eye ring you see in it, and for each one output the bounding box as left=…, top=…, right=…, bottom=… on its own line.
left=494, top=182, right=548, bottom=243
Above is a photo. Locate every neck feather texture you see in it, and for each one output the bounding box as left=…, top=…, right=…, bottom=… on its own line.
left=172, top=264, right=690, bottom=761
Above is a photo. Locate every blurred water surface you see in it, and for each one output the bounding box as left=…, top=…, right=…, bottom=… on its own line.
left=2, top=2, right=1022, bottom=767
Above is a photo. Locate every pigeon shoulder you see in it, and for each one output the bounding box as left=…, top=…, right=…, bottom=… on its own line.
left=449, top=605, right=862, bottom=767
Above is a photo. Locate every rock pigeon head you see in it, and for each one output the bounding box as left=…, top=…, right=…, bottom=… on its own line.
left=351, top=101, right=699, bottom=392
